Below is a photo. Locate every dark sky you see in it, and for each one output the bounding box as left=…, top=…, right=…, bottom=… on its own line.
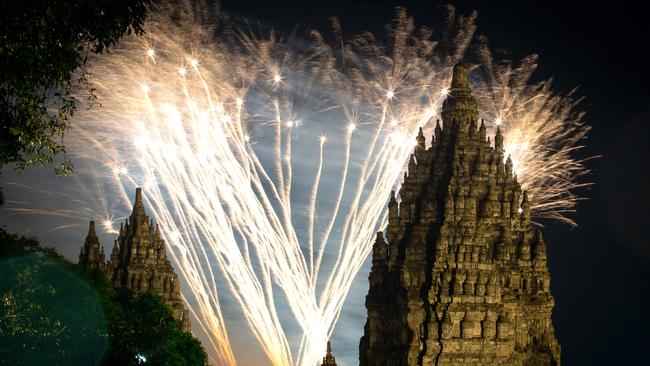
left=220, top=0, right=650, bottom=365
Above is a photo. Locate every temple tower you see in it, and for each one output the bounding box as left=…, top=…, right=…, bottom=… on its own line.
left=321, top=341, right=338, bottom=366
left=79, top=188, right=191, bottom=332
left=359, top=64, right=560, bottom=366
left=79, top=221, right=106, bottom=271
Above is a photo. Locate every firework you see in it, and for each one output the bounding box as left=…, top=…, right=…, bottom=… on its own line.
left=1, top=2, right=589, bottom=365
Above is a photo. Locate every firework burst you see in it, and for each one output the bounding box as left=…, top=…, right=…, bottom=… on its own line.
left=1, top=2, right=589, bottom=365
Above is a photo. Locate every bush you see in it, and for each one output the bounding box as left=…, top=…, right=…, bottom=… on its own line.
left=0, top=230, right=207, bottom=365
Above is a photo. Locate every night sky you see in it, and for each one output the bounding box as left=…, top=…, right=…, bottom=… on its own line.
left=220, top=0, right=650, bottom=364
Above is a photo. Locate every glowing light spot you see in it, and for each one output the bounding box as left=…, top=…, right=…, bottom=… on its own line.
left=146, top=49, right=155, bottom=58
left=389, top=132, right=407, bottom=143
left=189, top=58, right=199, bottom=68
left=320, top=135, right=327, bottom=143
left=410, top=138, right=418, bottom=148
left=102, top=219, right=115, bottom=233
left=140, top=84, right=150, bottom=94
left=178, top=67, right=187, bottom=76
left=169, top=230, right=181, bottom=241
left=495, top=117, right=503, bottom=126
left=518, top=207, right=523, bottom=214
left=347, top=123, right=356, bottom=132
left=134, top=136, right=147, bottom=150
left=386, top=90, right=395, bottom=100
left=235, top=98, right=244, bottom=107
left=272, top=74, right=283, bottom=85
left=390, top=118, right=399, bottom=127
left=113, top=165, right=127, bottom=176
left=243, top=134, right=250, bottom=142
left=441, top=87, right=449, bottom=96
left=286, top=120, right=294, bottom=128
left=135, top=353, right=147, bottom=363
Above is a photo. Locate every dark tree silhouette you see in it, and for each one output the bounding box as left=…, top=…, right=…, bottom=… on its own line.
left=0, top=0, right=151, bottom=176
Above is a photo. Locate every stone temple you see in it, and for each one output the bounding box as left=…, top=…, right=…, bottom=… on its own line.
left=359, top=64, right=561, bottom=365
left=79, top=188, right=191, bottom=332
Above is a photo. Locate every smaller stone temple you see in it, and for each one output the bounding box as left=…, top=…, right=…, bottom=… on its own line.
left=79, top=221, right=107, bottom=272
left=79, top=188, right=190, bottom=332
left=320, top=341, right=338, bottom=366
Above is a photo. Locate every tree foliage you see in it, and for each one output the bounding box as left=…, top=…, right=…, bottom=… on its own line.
left=0, top=230, right=107, bottom=365
left=0, top=229, right=207, bottom=365
left=0, top=0, right=150, bottom=175
left=106, top=290, right=207, bottom=366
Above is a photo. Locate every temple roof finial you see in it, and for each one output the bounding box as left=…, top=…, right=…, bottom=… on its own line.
left=451, top=63, right=471, bottom=90
left=88, top=220, right=97, bottom=237
left=131, top=187, right=147, bottom=224
left=135, top=187, right=143, bottom=204
left=321, top=341, right=337, bottom=366
left=416, top=127, right=426, bottom=149
left=441, top=63, right=479, bottom=129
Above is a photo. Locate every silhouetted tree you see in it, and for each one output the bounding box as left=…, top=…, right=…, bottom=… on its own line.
left=0, top=0, right=150, bottom=175
left=107, top=290, right=207, bottom=366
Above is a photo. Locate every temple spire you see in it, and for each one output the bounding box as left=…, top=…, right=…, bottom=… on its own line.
left=321, top=341, right=337, bottom=366
left=88, top=220, right=97, bottom=237
left=135, top=187, right=143, bottom=204
left=416, top=127, right=425, bottom=149
left=441, top=64, right=479, bottom=129
left=372, top=231, right=388, bottom=262
left=450, top=63, right=471, bottom=90
left=131, top=187, right=147, bottom=225
left=495, top=126, right=504, bottom=153
left=79, top=220, right=104, bottom=271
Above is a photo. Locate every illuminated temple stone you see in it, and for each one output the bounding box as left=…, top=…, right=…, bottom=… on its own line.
left=359, top=64, right=561, bottom=365
left=321, top=341, right=338, bottom=366
left=79, top=188, right=191, bottom=332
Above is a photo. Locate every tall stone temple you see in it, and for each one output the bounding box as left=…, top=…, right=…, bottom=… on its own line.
left=79, top=188, right=191, bottom=332
left=359, top=64, right=561, bottom=366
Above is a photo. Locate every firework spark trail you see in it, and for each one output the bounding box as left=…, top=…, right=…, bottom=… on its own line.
left=3, top=2, right=590, bottom=366
left=126, top=89, right=297, bottom=366
left=79, top=29, right=286, bottom=364
left=307, top=137, right=325, bottom=276
left=472, top=48, right=591, bottom=225
left=123, top=102, right=242, bottom=364
left=311, top=121, right=353, bottom=285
